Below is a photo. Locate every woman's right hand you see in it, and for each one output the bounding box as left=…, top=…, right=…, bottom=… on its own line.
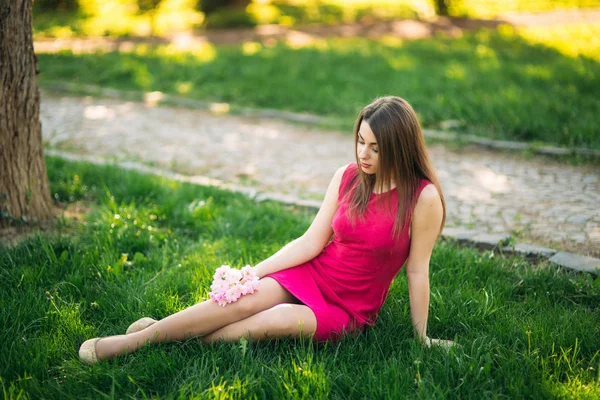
left=424, top=337, right=456, bottom=349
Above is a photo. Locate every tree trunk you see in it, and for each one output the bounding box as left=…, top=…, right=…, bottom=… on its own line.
left=200, top=0, right=251, bottom=15
left=433, top=0, right=450, bottom=16
left=0, top=0, right=53, bottom=227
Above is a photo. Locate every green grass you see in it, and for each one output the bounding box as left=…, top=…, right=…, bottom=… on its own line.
left=37, top=24, right=600, bottom=149
left=1, top=157, right=600, bottom=398
left=445, top=0, right=600, bottom=17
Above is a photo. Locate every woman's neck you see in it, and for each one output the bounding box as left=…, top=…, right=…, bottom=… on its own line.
left=373, top=182, right=396, bottom=194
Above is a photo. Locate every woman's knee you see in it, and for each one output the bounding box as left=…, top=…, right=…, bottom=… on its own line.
left=260, top=304, right=313, bottom=335
left=229, top=277, right=286, bottom=317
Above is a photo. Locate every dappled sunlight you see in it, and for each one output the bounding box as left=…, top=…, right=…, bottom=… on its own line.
left=152, top=1, right=204, bottom=35
left=247, top=2, right=281, bottom=25
left=144, top=91, right=164, bottom=107
left=171, top=32, right=197, bottom=49
left=157, top=42, right=218, bottom=63
left=445, top=62, right=467, bottom=80
left=385, top=53, right=416, bottom=71
left=191, top=42, right=218, bottom=63
left=388, top=19, right=435, bottom=39
left=51, top=0, right=202, bottom=38
left=378, top=35, right=404, bottom=47
left=242, top=41, right=262, bottom=55
left=246, top=0, right=434, bottom=27
left=209, top=103, right=231, bottom=114
left=475, top=43, right=497, bottom=60
left=473, top=168, right=510, bottom=193
left=549, top=377, right=600, bottom=399
left=454, top=186, right=492, bottom=202
left=451, top=164, right=510, bottom=203
left=224, top=133, right=242, bottom=151
left=175, top=81, right=194, bottom=95
left=83, top=105, right=116, bottom=120
left=285, top=31, right=316, bottom=48
left=239, top=163, right=258, bottom=178
left=253, top=126, right=280, bottom=139
left=515, top=23, right=600, bottom=61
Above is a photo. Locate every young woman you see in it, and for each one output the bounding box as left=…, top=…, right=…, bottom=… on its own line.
left=79, top=96, right=454, bottom=364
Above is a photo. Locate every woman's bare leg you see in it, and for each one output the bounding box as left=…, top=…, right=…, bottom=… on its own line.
left=202, top=303, right=317, bottom=343
left=94, top=277, right=298, bottom=360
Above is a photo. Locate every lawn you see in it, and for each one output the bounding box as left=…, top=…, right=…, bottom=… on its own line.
left=1, top=157, right=599, bottom=398
left=36, top=23, right=600, bottom=150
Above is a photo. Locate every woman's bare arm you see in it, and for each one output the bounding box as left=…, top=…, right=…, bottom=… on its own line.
left=405, top=184, right=443, bottom=341
left=253, top=164, right=347, bottom=278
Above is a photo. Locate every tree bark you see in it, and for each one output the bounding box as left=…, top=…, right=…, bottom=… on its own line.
left=433, top=0, right=450, bottom=16
left=0, top=0, right=53, bottom=227
left=200, top=0, right=251, bottom=15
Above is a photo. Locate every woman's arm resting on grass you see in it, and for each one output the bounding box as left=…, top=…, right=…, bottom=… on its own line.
left=405, top=184, right=443, bottom=342
left=253, top=165, right=347, bottom=278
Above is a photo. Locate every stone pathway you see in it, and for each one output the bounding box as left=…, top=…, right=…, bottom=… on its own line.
left=40, top=94, right=600, bottom=257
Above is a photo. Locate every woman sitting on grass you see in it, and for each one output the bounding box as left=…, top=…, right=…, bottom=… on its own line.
left=79, top=96, right=454, bottom=364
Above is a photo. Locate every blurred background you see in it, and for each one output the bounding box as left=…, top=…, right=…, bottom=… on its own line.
left=33, top=1, right=600, bottom=150
left=33, top=0, right=600, bottom=37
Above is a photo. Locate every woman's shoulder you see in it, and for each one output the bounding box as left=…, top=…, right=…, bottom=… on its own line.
left=411, top=181, right=443, bottom=237
left=417, top=182, right=440, bottom=202
left=329, top=163, right=356, bottom=186
left=338, top=162, right=358, bottom=195
left=341, top=162, right=357, bottom=174
left=415, top=178, right=436, bottom=197
left=413, top=182, right=442, bottom=223
left=342, top=162, right=358, bottom=180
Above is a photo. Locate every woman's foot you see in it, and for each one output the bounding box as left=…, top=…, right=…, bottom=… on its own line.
left=126, top=317, right=157, bottom=334
left=80, top=335, right=138, bottom=363
left=79, top=338, right=101, bottom=365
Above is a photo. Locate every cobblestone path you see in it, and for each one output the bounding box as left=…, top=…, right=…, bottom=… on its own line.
left=40, top=94, right=599, bottom=257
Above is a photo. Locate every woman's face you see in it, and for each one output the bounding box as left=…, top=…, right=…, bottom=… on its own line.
left=357, top=120, right=379, bottom=175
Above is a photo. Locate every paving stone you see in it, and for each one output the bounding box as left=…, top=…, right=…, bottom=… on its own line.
left=549, top=252, right=600, bottom=275
left=441, top=227, right=476, bottom=240
left=470, top=233, right=511, bottom=250
left=566, top=214, right=593, bottom=224
left=501, top=243, right=557, bottom=259
left=541, top=175, right=554, bottom=184
left=566, top=233, right=587, bottom=243
left=517, top=215, right=533, bottom=225
left=490, top=225, right=507, bottom=233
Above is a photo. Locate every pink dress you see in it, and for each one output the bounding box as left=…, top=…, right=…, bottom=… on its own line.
left=266, top=162, right=432, bottom=341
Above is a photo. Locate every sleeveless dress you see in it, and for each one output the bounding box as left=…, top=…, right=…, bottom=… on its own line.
left=266, top=162, right=432, bottom=341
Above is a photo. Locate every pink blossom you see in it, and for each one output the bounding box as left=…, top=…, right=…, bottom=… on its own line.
left=208, top=264, right=259, bottom=307
left=226, top=269, right=242, bottom=285
left=210, top=280, right=228, bottom=293
left=213, top=265, right=231, bottom=280
left=224, top=287, right=239, bottom=303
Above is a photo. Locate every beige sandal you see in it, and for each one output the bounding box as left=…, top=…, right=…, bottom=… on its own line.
left=126, top=317, right=157, bottom=334
left=79, top=338, right=101, bottom=365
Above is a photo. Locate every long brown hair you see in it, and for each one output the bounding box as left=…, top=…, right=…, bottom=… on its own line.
left=345, top=96, right=446, bottom=237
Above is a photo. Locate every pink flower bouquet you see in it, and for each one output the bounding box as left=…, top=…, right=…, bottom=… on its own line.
left=208, top=265, right=260, bottom=307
